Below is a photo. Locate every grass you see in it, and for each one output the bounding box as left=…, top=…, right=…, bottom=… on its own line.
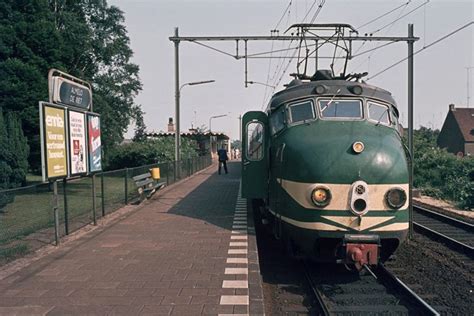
left=0, top=174, right=128, bottom=258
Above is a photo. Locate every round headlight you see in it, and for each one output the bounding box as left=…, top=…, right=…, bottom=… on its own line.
left=385, top=188, right=407, bottom=209
left=311, top=187, right=331, bottom=207
left=315, top=85, right=326, bottom=94
left=350, top=85, right=363, bottom=95
left=352, top=141, right=365, bottom=154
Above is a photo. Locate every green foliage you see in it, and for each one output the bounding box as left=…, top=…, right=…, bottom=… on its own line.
left=0, top=109, right=29, bottom=209
left=406, top=127, right=474, bottom=209
left=105, top=138, right=199, bottom=170
left=0, top=109, right=29, bottom=190
left=0, top=0, right=143, bottom=172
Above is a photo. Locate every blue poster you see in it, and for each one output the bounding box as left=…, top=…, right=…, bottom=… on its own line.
left=87, top=114, right=102, bottom=172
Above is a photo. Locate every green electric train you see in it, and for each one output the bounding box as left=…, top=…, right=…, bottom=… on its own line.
left=242, top=70, right=409, bottom=269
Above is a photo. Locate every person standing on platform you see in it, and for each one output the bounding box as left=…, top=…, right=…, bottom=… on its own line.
left=217, top=145, right=229, bottom=175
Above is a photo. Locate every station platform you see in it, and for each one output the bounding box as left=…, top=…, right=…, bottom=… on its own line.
left=0, top=162, right=265, bottom=315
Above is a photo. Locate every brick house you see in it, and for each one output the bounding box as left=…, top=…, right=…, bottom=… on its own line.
left=437, top=104, right=474, bottom=156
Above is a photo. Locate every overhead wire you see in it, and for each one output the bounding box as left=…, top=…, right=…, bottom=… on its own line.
left=371, top=0, right=430, bottom=35
left=349, top=0, right=413, bottom=74
left=368, top=21, right=474, bottom=80
left=262, top=0, right=293, bottom=109
left=310, top=0, right=325, bottom=24
left=356, top=1, right=411, bottom=31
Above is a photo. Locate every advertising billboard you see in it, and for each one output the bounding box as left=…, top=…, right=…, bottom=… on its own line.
left=41, top=103, right=68, bottom=180
left=87, top=113, right=102, bottom=172
left=68, top=110, right=87, bottom=175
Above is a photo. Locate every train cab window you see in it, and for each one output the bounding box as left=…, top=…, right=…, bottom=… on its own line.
left=246, top=121, right=264, bottom=161
left=319, top=99, right=362, bottom=119
left=270, top=108, right=285, bottom=135
left=368, top=102, right=391, bottom=126
left=289, top=100, right=314, bottom=123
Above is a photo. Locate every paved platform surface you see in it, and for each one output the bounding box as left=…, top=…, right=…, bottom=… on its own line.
left=0, top=162, right=264, bottom=315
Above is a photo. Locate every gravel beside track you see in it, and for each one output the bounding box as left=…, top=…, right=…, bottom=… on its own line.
left=385, top=234, right=473, bottom=315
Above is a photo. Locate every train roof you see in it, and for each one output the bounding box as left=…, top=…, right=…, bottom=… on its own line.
left=267, top=75, right=398, bottom=115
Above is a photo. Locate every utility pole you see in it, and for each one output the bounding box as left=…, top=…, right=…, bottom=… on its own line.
left=408, top=24, right=415, bottom=240
left=173, top=27, right=180, bottom=178
left=238, top=115, right=242, bottom=145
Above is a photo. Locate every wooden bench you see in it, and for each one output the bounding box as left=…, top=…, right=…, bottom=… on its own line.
left=132, top=172, right=165, bottom=202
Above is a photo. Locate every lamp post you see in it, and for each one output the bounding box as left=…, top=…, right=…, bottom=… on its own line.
left=466, top=67, right=474, bottom=108
left=174, top=79, right=215, bottom=178
left=209, top=114, right=227, bottom=157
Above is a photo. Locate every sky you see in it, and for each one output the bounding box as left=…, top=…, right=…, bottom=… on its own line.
left=108, top=0, right=473, bottom=140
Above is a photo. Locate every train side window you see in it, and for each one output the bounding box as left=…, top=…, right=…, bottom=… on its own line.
left=246, top=121, right=264, bottom=161
left=368, top=102, right=391, bottom=125
left=391, top=109, right=400, bottom=132
left=319, top=99, right=362, bottom=119
left=289, top=100, right=314, bottom=123
left=270, top=108, right=285, bottom=135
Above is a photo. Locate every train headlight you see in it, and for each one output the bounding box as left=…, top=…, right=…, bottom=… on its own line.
left=385, top=188, right=407, bottom=209
left=352, top=141, right=365, bottom=154
left=311, top=187, right=331, bottom=207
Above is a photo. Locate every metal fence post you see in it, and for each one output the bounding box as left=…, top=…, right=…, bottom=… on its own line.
left=63, top=178, right=69, bottom=235
left=101, top=172, right=105, bottom=217
left=92, top=174, right=97, bottom=226
left=173, top=161, right=177, bottom=183
left=53, top=180, right=60, bottom=246
left=124, top=168, right=129, bottom=204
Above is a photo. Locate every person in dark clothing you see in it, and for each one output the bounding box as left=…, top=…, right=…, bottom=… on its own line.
left=217, top=145, right=229, bottom=175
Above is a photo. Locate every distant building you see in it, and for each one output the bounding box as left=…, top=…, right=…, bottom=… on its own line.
left=437, top=104, right=474, bottom=156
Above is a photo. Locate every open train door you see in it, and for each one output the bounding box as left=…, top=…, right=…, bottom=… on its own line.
left=241, top=111, right=268, bottom=199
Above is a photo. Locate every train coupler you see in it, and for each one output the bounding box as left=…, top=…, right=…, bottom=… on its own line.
left=342, top=234, right=380, bottom=270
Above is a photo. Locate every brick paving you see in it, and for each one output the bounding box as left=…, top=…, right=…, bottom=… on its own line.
left=0, top=162, right=264, bottom=315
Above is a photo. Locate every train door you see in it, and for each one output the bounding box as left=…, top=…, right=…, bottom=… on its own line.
left=241, top=111, right=268, bottom=199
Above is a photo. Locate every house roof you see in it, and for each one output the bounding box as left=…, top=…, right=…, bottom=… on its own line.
left=451, top=108, right=474, bottom=142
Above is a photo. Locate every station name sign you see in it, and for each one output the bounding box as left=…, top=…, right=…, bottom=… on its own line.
left=52, top=76, right=92, bottom=110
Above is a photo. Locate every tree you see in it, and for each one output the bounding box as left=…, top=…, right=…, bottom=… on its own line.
left=132, top=106, right=147, bottom=142
left=0, top=0, right=144, bottom=172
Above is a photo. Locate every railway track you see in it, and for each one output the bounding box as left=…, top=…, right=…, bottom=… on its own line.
left=304, top=262, right=440, bottom=315
left=413, top=205, right=474, bottom=258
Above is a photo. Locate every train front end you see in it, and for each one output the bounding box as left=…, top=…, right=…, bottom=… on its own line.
left=242, top=79, right=409, bottom=268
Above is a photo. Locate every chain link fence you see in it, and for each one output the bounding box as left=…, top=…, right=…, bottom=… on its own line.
left=0, top=155, right=211, bottom=265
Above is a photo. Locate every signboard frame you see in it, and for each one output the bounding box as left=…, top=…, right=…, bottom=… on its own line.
left=48, top=69, right=92, bottom=111
left=39, top=101, right=69, bottom=182
left=67, top=109, right=88, bottom=177
left=86, top=112, right=102, bottom=174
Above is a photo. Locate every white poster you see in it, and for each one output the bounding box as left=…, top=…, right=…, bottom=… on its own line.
left=68, top=111, right=87, bottom=175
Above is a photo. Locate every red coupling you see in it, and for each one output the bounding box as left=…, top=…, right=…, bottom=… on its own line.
left=346, top=243, right=379, bottom=270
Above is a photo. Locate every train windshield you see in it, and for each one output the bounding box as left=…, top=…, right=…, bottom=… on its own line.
left=319, top=99, right=362, bottom=119
left=368, top=102, right=391, bottom=125
left=289, top=100, right=314, bottom=123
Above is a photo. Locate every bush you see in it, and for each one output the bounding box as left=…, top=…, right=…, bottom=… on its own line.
left=407, top=127, right=474, bottom=209
left=105, top=137, right=199, bottom=170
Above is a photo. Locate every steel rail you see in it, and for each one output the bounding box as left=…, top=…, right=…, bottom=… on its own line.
left=303, top=260, right=439, bottom=315
left=374, top=264, right=440, bottom=316
left=302, top=261, right=330, bottom=316
left=413, top=205, right=474, bottom=258
left=414, top=205, right=474, bottom=231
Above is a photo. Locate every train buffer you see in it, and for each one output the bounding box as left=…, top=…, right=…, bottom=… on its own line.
left=0, top=162, right=264, bottom=315
left=132, top=171, right=165, bottom=202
